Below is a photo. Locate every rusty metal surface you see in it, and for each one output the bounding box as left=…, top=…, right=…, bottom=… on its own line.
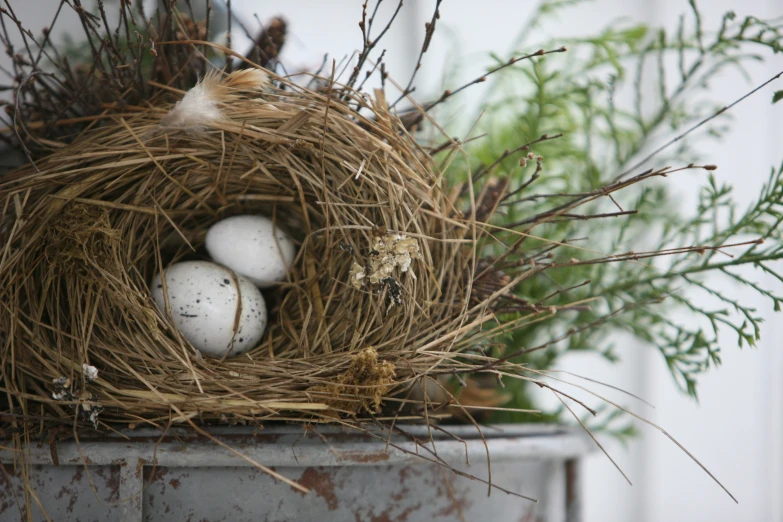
left=0, top=424, right=593, bottom=521
left=1, top=463, right=121, bottom=520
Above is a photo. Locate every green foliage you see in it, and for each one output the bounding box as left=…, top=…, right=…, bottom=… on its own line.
left=444, top=0, right=783, bottom=427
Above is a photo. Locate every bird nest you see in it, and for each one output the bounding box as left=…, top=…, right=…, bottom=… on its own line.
left=0, top=67, right=492, bottom=431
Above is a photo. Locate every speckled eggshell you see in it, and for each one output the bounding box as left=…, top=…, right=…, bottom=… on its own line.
left=151, top=261, right=267, bottom=358
left=205, top=215, right=296, bottom=288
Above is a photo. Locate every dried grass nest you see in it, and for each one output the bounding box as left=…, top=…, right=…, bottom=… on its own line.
left=0, top=68, right=496, bottom=431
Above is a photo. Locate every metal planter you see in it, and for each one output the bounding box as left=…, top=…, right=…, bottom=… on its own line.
left=1, top=424, right=593, bottom=521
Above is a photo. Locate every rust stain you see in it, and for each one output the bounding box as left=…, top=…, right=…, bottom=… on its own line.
left=391, top=483, right=410, bottom=503
left=105, top=465, right=120, bottom=501
left=395, top=502, right=424, bottom=522
left=144, top=465, right=170, bottom=495
left=354, top=502, right=424, bottom=522
left=432, top=466, right=473, bottom=519
left=55, top=485, right=72, bottom=500
left=433, top=495, right=471, bottom=518
left=69, top=466, right=84, bottom=485
left=339, top=450, right=390, bottom=463
left=354, top=509, right=392, bottom=522
left=66, top=490, right=78, bottom=514
left=169, top=477, right=181, bottom=489
left=292, top=467, right=338, bottom=511
left=68, top=455, right=93, bottom=464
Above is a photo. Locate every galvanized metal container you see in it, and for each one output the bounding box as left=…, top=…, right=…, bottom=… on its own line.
left=1, top=424, right=593, bottom=521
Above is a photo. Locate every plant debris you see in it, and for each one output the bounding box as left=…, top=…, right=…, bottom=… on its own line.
left=82, top=364, right=99, bottom=381
left=349, top=233, right=420, bottom=303
left=51, top=378, right=103, bottom=429
left=51, top=378, right=74, bottom=401
left=318, top=347, right=396, bottom=414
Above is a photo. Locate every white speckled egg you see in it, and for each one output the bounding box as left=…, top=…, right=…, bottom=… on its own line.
left=151, top=261, right=267, bottom=358
left=205, top=215, right=296, bottom=288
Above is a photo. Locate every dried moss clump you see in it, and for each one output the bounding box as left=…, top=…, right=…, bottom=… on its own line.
left=320, top=347, right=397, bottom=414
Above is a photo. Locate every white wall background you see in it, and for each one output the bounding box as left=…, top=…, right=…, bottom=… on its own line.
left=4, top=2, right=781, bottom=521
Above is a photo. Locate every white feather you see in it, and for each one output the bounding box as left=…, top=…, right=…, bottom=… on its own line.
left=160, top=69, right=270, bottom=129
left=161, top=76, right=223, bottom=128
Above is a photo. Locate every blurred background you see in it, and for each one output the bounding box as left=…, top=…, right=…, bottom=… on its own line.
left=2, top=1, right=781, bottom=521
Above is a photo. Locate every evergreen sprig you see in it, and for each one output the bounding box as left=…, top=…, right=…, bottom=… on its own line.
left=444, top=0, right=783, bottom=428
